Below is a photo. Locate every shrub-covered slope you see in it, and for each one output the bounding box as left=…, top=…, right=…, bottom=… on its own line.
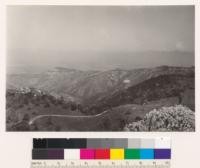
left=87, top=74, right=194, bottom=114
left=124, top=105, right=195, bottom=131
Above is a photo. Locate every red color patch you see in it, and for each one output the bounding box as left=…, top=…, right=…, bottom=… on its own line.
left=95, top=149, right=110, bottom=159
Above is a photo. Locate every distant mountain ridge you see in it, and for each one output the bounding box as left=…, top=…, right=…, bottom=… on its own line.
left=87, top=73, right=194, bottom=113
left=7, top=66, right=194, bottom=103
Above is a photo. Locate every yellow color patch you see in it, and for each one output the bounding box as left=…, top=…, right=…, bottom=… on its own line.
left=110, top=149, right=124, bottom=160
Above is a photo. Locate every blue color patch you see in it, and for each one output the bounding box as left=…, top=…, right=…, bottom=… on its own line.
left=140, top=149, right=154, bottom=159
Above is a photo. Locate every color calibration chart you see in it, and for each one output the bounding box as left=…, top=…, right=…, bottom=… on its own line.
left=31, top=138, right=171, bottom=168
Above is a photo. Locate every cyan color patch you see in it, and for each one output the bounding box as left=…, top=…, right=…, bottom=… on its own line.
left=140, top=149, right=154, bottom=159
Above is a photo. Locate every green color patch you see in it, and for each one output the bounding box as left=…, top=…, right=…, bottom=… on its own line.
left=125, top=149, right=140, bottom=159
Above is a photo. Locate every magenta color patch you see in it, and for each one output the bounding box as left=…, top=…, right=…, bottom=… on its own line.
left=80, top=149, right=95, bottom=159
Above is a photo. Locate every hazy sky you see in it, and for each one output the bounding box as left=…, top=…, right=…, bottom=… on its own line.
left=7, top=6, right=194, bottom=73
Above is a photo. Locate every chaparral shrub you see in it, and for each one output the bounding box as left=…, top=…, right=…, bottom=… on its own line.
left=124, top=105, right=195, bottom=131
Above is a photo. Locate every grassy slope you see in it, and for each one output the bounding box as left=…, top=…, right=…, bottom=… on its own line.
left=30, top=97, right=179, bottom=131
left=6, top=89, right=83, bottom=131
